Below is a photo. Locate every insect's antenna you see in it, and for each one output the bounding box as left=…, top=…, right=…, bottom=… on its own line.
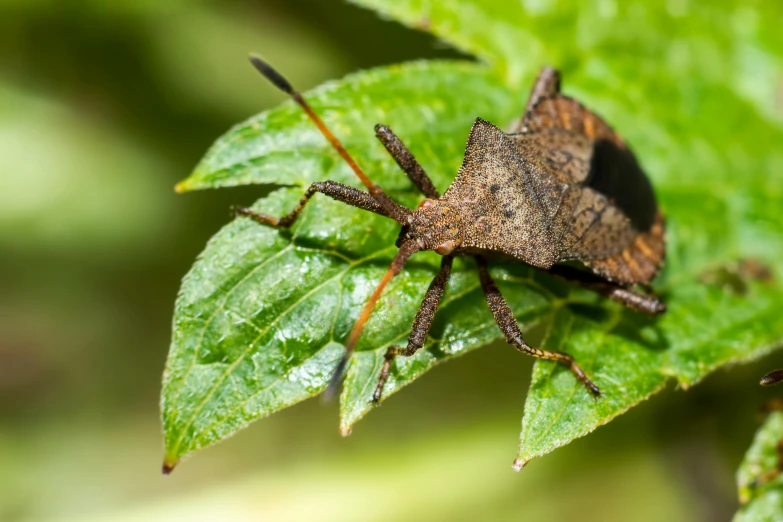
left=248, top=55, right=411, bottom=225
left=324, top=240, right=420, bottom=401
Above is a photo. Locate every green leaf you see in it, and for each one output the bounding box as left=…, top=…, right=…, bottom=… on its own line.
left=348, top=0, right=783, bottom=467
left=348, top=0, right=783, bottom=125
left=163, top=62, right=535, bottom=465
left=163, top=0, right=783, bottom=468
left=734, top=412, right=783, bottom=521
left=516, top=184, right=783, bottom=464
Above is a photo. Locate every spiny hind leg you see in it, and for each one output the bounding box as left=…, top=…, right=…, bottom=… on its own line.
left=509, top=67, right=562, bottom=133
left=476, top=256, right=600, bottom=397
left=373, top=255, right=453, bottom=403
left=234, top=180, right=388, bottom=228
left=525, top=66, right=561, bottom=114
left=549, top=265, right=666, bottom=316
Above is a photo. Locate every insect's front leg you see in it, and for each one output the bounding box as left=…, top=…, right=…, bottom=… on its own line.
left=234, top=180, right=388, bottom=228
left=374, top=124, right=440, bottom=199
left=373, top=255, right=453, bottom=403
left=524, top=66, right=561, bottom=115
left=475, top=256, right=601, bottom=397
left=548, top=265, right=666, bottom=316
left=509, top=66, right=562, bottom=133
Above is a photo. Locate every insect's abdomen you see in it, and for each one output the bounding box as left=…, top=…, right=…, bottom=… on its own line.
left=586, top=211, right=665, bottom=285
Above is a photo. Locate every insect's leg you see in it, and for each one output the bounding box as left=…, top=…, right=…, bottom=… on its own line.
left=476, top=256, right=601, bottom=397
left=249, top=56, right=411, bottom=225
left=525, top=67, right=561, bottom=114
left=548, top=265, right=666, bottom=316
left=374, top=124, right=440, bottom=199
left=234, top=181, right=388, bottom=228
left=509, top=67, right=562, bottom=133
left=373, top=255, right=453, bottom=403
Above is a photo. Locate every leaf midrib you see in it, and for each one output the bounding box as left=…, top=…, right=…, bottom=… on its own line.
left=168, top=243, right=396, bottom=458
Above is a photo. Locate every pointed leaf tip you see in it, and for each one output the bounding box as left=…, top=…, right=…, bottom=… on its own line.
left=162, top=459, right=177, bottom=475
left=163, top=3, right=783, bottom=467
left=512, top=457, right=528, bottom=472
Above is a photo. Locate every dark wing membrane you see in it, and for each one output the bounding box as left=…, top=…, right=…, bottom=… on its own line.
left=587, top=138, right=657, bottom=231
left=523, top=95, right=657, bottom=233
left=521, top=92, right=665, bottom=284
left=509, top=128, right=642, bottom=263
left=558, top=186, right=638, bottom=260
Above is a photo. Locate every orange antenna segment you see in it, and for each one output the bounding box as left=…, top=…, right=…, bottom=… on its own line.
left=324, top=240, right=420, bottom=400
left=248, top=55, right=410, bottom=224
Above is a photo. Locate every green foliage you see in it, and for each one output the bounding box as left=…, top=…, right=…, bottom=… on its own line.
left=735, top=412, right=783, bottom=521
left=162, top=0, right=783, bottom=468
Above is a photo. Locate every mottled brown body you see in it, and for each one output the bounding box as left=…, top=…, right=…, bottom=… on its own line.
left=241, top=58, right=666, bottom=403
left=402, top=86, right=665, bottom=285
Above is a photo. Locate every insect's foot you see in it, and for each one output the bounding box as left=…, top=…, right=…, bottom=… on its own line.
left=230, top=205, right=248, bottom=218
left=583, top=379, right=602, bottom=399
left=232, top=206, right=280, bottom=227
left=371, top=389, right=383, bottom=406
left=566, top=359, right=601, bottom=398
left=652, top=302, right=667, bottom=315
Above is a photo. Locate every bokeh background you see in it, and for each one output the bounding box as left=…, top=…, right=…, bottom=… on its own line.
left=1, top=1, right=781, bottom=521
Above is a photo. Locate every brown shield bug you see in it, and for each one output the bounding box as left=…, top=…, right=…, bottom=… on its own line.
left=236, top=56, right=666, bottom=403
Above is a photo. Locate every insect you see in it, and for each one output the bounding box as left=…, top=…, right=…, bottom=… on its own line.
left=237, top=55, right=666, bottom=403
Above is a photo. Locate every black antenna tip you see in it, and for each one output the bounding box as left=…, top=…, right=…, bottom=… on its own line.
left=322, top=353, right=349, bottom=402
left=248, top=54, right=295, bottom=95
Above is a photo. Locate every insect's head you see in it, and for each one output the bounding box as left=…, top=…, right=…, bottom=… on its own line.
left=397, top=198, right=463, bottom=256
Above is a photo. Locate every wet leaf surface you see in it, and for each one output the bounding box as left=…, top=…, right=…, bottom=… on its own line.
left=162, top=0, right=783, bottom=467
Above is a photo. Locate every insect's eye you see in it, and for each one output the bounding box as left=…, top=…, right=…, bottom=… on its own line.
left=418, top=198, right=436, bottom=209
left=435, top=240, right=456, bottom=256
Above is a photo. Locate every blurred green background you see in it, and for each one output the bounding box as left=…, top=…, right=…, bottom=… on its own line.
left=1, top=1, right=781, bottom=521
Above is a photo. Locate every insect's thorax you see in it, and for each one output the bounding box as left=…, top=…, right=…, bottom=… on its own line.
left=401, top=192, right=564, bottom=267
left=401, top=199, right=468, bottom=256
